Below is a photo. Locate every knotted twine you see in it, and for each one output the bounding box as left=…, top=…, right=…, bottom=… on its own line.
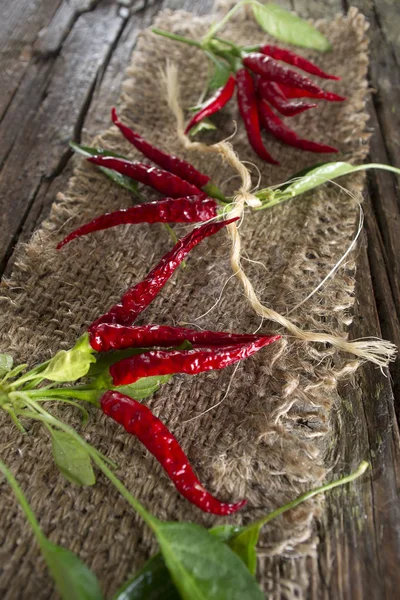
left=0, top=5, right=382, bottom=599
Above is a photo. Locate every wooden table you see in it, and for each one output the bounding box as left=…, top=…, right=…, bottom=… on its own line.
left=1, top=1, right=399, bottom=597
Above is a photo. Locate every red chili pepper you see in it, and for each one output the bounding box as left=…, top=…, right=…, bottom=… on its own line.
left=57, top=196, right=217, bottom=250
left=242, top=52, right=322, bottom=95
left=236, top=68, right=278, bottom=164
left=101, top=390, right=247, bottom=514
left=89, top=217, right=238, bottom=330
left=259, top=45, right=340, bottom=81
left=184, top=75, right=236, bottom=134
left=278, top=83, right=346, bottom=102
left=258, top=99, right=338, bottom=154
left=112, top=108, right=210, bottom=189
left=89, top=323, right=269, bottom=352
left=87, top=156, right=202, bottom=198
left=257, top=79, right=317, bottom=117
left=109, top=336, right=280, bottom=385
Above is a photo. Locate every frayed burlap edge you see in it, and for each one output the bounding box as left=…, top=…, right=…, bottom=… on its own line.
left=0, top=5, right=370, bottom=599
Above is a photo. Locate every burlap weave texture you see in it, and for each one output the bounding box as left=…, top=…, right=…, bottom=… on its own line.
left=0, top=4, right=370, bottom=598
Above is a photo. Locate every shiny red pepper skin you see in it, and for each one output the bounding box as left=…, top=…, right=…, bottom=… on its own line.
left=236, top=68, right=278, bottom=165
left=112, top=108, right=210, bottom=189
left=278, top=83, right=346, bottom=102
left=257, top=99, right=338, bottom=154
left=57, top=196, right=217, bottom=250
left=89, top=323, right=269, bottom=352
left=184, top=75, right=236, bottom=134
left=87, top=156, right=202, bottom=198
left=89, top=217, right=238, bottom=330
left=101, top=390, right=247, bottom=515
left=257, top=79, right=317, bottom=117
left=109, top=336, right=280, bottom=385
left=243, top=53, right=322, bottom=95
left=259, top=45, right=340, bottom=81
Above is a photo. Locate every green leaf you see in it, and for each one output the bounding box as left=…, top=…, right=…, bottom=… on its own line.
left=189, top=119, right=217, bottom=137
left=116, top=375, right=172, bottom=401
left=0, top=353, right=13, bottom=376
left=42, top=541, right=103, bottom=600
left=209, top=59, right=232, bottom=91
left=41, top=337, right=96, bottom=383
left=155, top=522, right=264, bottom=600
left=280, top=161, right=356, bottom=197
left=252, top=2, right=331, bottom=51
left=113, top=553, right=180, bottom=600
left=51, top=429, right=96, bottom=486
left=70, top=141, right=140, bottom=195
left=276, top=162, right=328, bottom=191
left=228, top=526, right=259, bottom=575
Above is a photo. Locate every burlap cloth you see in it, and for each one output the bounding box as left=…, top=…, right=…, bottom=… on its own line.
left=0, top=3, right=370, bottom=598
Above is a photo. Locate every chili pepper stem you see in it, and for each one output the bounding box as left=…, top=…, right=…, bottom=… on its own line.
left=151, top=28, right=202, bottom=49
left=203, top=181, right=229, bottom=203
left=242, top=461, right=369, bottom=536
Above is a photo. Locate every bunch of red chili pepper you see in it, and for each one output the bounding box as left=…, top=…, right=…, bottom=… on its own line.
left=154, top=26, right=344, bottom=164
left=59, top=109, right=229, bottom=248
left=83, top=218, right=279, bottom=514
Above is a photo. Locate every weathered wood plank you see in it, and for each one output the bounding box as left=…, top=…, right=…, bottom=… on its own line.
left=315, top=237, right=400, bottom=599
left=0, top=0, right=126, bottom=275
left=0, top=2, right=399, bottom=600
left=0, top=0, right=62, bottom=119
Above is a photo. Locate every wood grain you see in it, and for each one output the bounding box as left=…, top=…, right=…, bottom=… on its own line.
left=0, top=0, right=399, bottom=598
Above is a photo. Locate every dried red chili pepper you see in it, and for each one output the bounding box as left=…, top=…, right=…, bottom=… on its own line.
left=109, top=336, right=280, bottom=385
left=89, top=322, right=268, bottom=352
left=184, top=75, right=236, bottom=134
left=257, top=79, right=316, bottom=117
left=57, top=196, right=217, bottom=250
left=112, top=108, right=210, bottom=190
left=101, top=390, right=247, bottom=514
left=278, top=83, right=345, bottom=103
left=259, top=45, right=340, bottom=81
left=236, top=68, right=278, bottom=164
left=87, top=156, right=202, bottom=198
left=89, top=217, right=238, bottom=331
left=258, top=99, right=338, bottom=154
left=242, top=53, right=322, bottom=95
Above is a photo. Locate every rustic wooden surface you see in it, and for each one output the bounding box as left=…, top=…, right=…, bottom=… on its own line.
left=0, top=0, right=399, bottom=598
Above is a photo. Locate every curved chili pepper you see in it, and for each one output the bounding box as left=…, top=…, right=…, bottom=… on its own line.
left=184, top=75, right=236, bottom=134
left=278, top=83, right=346, bottom=102
left=89, top=323, right=269, bottom=352
left=242, top=53, right=322, bottom=95
left=236, top=68, right=278, bottom=164
left=87, top=156, right=202, bottom=198
left=257, top=79, right=317, bottom=117
left=101, top=390, right=247, bottom=515
left=89, top=217, right=238, bottom=330
left=57, top=196, right=217, bottom=250
left=112, top=108, right=210, bottom=189
left=259, top=45, right=340, bottom=80
left=257, top=99, right=338, bottom=153
left=109, top=336, right=280, bottom=385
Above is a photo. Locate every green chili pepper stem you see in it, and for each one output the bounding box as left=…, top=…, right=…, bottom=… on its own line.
left=202, top=0, right=250, bottom=45
left=0, top=460, right=48, bottom=544
left=237, top=461, right=369, bottom=541
left=211, top=37, right=242, bottom=57
left=203, top=181, right=230, bottom=203
left=9, top=359, right=52, bottom=389
left=151, top=28, right=203, bottom=49
left=19, top=388, right=101, bottom=404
